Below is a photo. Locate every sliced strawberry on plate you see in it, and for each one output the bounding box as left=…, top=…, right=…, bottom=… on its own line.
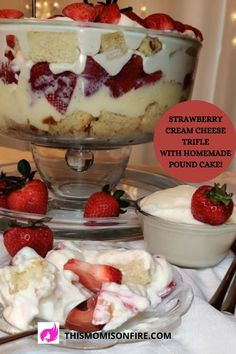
left=0, top=9, right=24, bottom=19
left=184, top=24, right=203, bottom=41
left=3, top=219, right=53, bottom=257
left=191, top=184, right=234, bottom=225
left=145, top=13, right=175, bottom=30
left=64, top=258, right=122, bottom=293
left=65, top=295, right=104, bottom=332
left=175, top=21, right=185, bottom=33
left=62, top=2, right=96, bottom=22
left=122, top=10, right=146, bottom=27
left=30, top=62, right=77, bottom=114
left=82, top=57, right=109, bottom=96
left=105, top=54, right=143, bottom=97
left=97, top=3, right=121, bottom=24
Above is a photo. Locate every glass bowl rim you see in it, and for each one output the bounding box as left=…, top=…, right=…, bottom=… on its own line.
left=0, top=18, right=202, bottom=46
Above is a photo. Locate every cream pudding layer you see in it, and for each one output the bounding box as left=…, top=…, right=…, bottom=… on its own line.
left=0, top=241, right=173, bottom=331
left=0, top=16, right=200, bottom=140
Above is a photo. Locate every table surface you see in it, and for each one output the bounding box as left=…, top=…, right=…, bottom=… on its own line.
left=0, top=147, right=235, bottom=354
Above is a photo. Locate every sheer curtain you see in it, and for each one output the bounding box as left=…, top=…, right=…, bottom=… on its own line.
left=0, top=0, right=235, bottom=169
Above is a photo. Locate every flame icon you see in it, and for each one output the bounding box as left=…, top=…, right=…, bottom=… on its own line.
left=40, top=323, right=59, bottom=343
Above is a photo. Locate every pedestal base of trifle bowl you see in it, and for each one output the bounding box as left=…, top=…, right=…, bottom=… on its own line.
left=0, top=159, right=181, bottom=241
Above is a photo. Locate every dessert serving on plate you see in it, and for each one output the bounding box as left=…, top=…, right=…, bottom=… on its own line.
left=0, top=1, right=202, bottom=145
left=0, top=240, right=177, bottom=332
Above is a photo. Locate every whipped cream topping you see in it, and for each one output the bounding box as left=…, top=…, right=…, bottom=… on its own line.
left=140, top=185, right=236, bottom=225
left=0, top=241, right=174, bottom=330
left=0, top=247, right=90, bottom=330
left=93, top=282, right=149, bottom=331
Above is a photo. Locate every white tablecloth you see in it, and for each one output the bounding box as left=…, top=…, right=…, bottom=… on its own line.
left=0, top=237, right=235, bottom=354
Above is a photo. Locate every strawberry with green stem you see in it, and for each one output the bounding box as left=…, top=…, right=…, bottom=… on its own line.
left=84, top=184, right=129, bottom=218
left=0, top=159, right=48, bottom=214
left=191, top=183, right=234, bottom=225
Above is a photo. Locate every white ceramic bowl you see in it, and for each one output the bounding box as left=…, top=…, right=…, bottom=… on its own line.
left=137, top=199, right=236, bottom=268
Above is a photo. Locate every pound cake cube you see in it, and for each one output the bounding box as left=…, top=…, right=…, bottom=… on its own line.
left=28, top=31, right=79, bottom=63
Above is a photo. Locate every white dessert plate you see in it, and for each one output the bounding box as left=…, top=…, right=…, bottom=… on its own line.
left=0, top=163, right=181, bottom=241
left=0, top=240, right=193, bottom=351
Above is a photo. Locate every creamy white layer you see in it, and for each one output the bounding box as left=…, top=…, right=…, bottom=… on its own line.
left=140, top=185, right=236, bottom=224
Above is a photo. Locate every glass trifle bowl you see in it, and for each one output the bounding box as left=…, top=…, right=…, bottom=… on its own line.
left=0, top=16, right=202, bottom=199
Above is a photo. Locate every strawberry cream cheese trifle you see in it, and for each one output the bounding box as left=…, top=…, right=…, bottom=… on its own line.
left=0, top=1, right=202, bottom=145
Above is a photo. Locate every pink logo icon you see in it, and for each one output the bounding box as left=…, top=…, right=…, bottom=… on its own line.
left=38, top=322, right=59, bottom=344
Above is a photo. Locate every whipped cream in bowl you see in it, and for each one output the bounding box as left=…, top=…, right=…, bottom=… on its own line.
left=137, top=185, right=236, bottom=268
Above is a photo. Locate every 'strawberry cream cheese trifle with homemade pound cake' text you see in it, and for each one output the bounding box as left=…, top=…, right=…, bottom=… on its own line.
left=0, top=1, right=202, bottom=145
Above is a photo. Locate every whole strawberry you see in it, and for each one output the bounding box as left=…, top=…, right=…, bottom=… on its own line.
left=0, top=182, right=8, bottom=209
left=3, top=159, right=49, bottom=214
left=191, top=184, right=234, bottom=225
left=84, top=185, right=129, bottom=218
left=4, top=219, right=53, bottom=257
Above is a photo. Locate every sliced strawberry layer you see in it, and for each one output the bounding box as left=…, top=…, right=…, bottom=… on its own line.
left=65, top=295, right=104, bottom=333
left=0, top=9, right=24, bottom=19
left=64, top=258, right=122, bottom=293
left=105, top=55, right=162, bottom=98
left=175, top=21, right=185, bottom=33
left=0, top=62, right=18, bottom=84
left=6, top=35, right=16, bottom=49
left=82, top=57, right=109, bottom=97
left=30, top=62, right=77, bottom=114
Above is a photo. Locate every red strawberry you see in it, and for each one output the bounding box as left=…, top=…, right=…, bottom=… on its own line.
left=8, top=179, right=48, bottom=214
left=66, top=295, right=104, bottom=332
left=64, top=258, right=122, bottom=293
left=184, top=24, right=203, bottom=41
left=122, top=10, right=146, bottom=27
left=3, top=222, right=53, bottom=257
left=82, top=57, right=109, bottom=96
left=135, top=70, right=162, bottom=89
left=97, top=3, right=121, bottom=24
left=30, top=62, right=77, bottom=114
left=0, top=62, right=18, bottom=84
left=84, top=192, right=120, bottom=217
left=0, top=9, right=24, bottom=19
left=105, top=54, right=143, bottom=97
left=191, top=184, right=234, bottom=225
left=94, top=4, right=104, bottom=19
left=6, top=35, right=16, bottom=49
left=145, top=13, right=175, bottom=31
left=175, top=21, right=185, bottom=33
left=84, top=186, right=129, bottom=218
left=62, top=3, right=96, bottom=22
left=0, top=182, right=8, bottom=209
